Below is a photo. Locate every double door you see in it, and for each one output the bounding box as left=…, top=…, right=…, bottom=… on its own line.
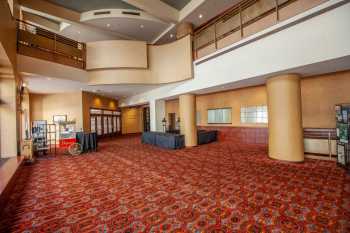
left=90, top=113, right=121, bottom=137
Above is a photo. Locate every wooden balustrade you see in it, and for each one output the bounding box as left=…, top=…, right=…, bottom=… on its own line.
left=193, top=0, right=328, bottom=59
left=17, top=20, right=86, bottom=69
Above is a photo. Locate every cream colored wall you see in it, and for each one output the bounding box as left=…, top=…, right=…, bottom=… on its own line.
left=81, top=91, right=118, bottom=132
left=86, top=40, right=148, bottom=70
left=165, top=70, right=350, bottom=129
left=301, top=70, right=350, bottom=128
left=87, top=35, right=193, bottom=85
left=165, top=99, right=179, bottom=122
left=166, top=86, right=268, bottom=127
left=30, top=92, right=83, bottom=130
left=196, top=86, right=268, bottom=127
left=121, top=107, right=143, bottom=134
left=0, top=78, right=18, bottom=158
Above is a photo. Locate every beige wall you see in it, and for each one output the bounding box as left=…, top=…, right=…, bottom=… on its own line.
left=29, top=91, right=119, bottom=134
left=88, top=35, right=193, bottom=85
left=82, top=91, right=118, bottom=132
left=166, top=85, right=268, bottom=128
left=165, top=70, right=350, bottom=129
left=30, top=92, right=83, bottom=130
left=86, top=40, right=148, bottom=70
left=166, top=86, right=268, bottom=128
left=301, top=71, right=350, bottom=128
left=0, top=78, right=18, bottom=158
left=165, top=99, right=179, bottom=122
left=121, top=107, right=143, bottom=134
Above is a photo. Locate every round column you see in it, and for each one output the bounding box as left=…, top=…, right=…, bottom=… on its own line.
left=179, top=94, right=197, bottom=147
left=176, top=22, right=193, bottom=39
left=266, top=74, right=304, bottom=162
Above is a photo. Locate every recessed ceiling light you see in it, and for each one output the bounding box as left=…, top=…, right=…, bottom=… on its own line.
left=170, top=34, right=174, bottom=38
left=77, top=31, right=81, bottom=34
left=47, top=77, right=52, bottom=80
left=106, top=23, right=110, bottom=27
left=140, top=24, right=144, bottom=28
left=22, top=82, right=27, bottom=87
left=199, top=14, right=203, bottom=19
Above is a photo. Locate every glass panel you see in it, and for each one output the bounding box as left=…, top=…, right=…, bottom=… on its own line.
left=90, top=117, right=96, bottom=133
left=97, top=116, right=102, bottom=135
left=117, top=117, right=121, bottom=131
left=242, top=0, right=276, bottom=24
left=216, top=12, right=240, bottom=38
left=196, top=111, right=201, bottom=125
left=104, top=110, right=113, bottom=115
left=103, top=116, right=108, bottom=134
left=278, top=0, right=289, bottom=6
left=90, top=108, right=102, bottom=114
left=113, top=117, right=117, bottom=133
left=108, top=116, right=113, bottom=133
left=240, top=105, right=268, bottom=123
left=208, top=108, right=231, bottom=124
left=196, top=24, right=215, bottom=49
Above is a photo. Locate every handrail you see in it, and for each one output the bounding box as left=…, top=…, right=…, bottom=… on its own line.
left=16, top=19, right=86, bottom=69
left=193, top=0, right=326, bottom=60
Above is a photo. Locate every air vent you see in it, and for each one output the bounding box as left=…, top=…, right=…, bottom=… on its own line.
left=122, top=11, right=140, bottom=16
left=94, top=11, right=111, bottom=15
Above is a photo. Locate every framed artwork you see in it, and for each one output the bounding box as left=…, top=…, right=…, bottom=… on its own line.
left=53, top=115, right=67, bottom=123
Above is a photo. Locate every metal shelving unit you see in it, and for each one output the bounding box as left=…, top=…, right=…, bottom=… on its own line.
left=335, top=104, right=350, bottom=172
left=32, top=121, right=57, bottom=156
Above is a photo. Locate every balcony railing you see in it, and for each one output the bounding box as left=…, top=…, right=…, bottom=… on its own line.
left=193, top=0, right=328, bottom=60
left=17, top=20, right=86, bottom=69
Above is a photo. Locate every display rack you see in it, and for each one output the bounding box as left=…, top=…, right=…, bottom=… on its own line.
left=31, top=121, right=57, bottom=156
left=335, top=104, right=350, bottom=172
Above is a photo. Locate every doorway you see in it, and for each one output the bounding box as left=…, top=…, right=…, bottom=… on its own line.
left=168, top=113, right=176, bottom=131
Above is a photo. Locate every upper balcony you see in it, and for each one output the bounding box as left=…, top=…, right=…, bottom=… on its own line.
left=17, top=20, right=86, bottom=69
left=193, top=0, right=329, bottom=60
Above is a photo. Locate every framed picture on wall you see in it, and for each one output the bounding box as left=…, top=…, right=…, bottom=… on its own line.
left=53, top=115, right=67, bottom=123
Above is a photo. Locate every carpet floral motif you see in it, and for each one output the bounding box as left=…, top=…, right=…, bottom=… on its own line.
left=0, top=135, right=349, bottom=232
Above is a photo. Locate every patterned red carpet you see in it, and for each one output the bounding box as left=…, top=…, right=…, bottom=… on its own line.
left=0, top=135, right=349, bottom=233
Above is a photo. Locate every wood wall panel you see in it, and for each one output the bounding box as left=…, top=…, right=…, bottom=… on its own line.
left=121, top=107, right=143, bottom=134
left=81, top=92, right=118, bottom=132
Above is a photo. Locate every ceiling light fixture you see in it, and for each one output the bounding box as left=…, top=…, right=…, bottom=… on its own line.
left=77, top=31, right=81, bottom=34
left=170, top=34, right=174, bottom=38
left=199, top=14, right=203, bottom=19
left=106, top=23, right=110, bottom=27
left=140, top=24, right=144, bottom=28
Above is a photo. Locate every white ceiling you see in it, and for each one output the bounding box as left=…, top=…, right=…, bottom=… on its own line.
left=24, top=75, right=160, bottom=99
left=20, top=0, right=242, bottom=44
left=83, top=16, right=169, bottom=42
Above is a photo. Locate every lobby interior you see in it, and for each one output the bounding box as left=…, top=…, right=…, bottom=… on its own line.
left=0, top=0, right=350, bottom=232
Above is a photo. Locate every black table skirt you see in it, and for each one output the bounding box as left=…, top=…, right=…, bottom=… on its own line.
left=76, top=132, right=98, bottom=153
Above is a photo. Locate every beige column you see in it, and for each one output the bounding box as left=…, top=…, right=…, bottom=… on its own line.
left=266, top=74, right=304, bottom=162
left=179, top=94, right=197, bottom=147
left=176, top=22, right=193, bottom=39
